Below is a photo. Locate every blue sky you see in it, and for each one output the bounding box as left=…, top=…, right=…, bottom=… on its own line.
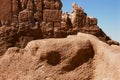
left=61, top=0, right=120, bottom=42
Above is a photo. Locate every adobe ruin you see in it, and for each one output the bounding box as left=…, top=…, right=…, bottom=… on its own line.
left=0, top=0, right=119, bottom=55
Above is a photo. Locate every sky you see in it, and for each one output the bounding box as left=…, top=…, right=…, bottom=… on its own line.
left=61, top=0, right=120, bottom=42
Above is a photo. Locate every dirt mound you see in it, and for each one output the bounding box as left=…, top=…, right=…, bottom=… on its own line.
left=0, top=32, right=120, bottom=80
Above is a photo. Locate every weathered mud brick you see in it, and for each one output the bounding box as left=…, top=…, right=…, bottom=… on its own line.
left=11, top=15, right=18, bottom=24
left=18, top=10, right=34, bottom=23
left=89, top=17, right=97, bottom=25
left=20, top=0, right=28, bottom=9
left=54, top=22, right=61, bottom=38
left=54, top=27, right=61, bottom=38
left=54, top=22, right=61, bottom=27
left=27, top=0, right=34, bottom=11
left=34, top=11, right=43, bottom=22
left=43, top=10, right=62, bottom=22
left=34, top=0, right=43, bottom=11
left=12, top=0, right=20, bottom=15
left=43, top=0, right=62, bottom=10
left=41, top=22, right=54, bottom=38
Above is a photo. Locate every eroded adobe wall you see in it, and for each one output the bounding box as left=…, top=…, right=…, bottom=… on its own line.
left=0, top=0, right=118, bottom=55
left=0, top=0, right=63, bottom=55
left=9, top=0, right=62, bottom=38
